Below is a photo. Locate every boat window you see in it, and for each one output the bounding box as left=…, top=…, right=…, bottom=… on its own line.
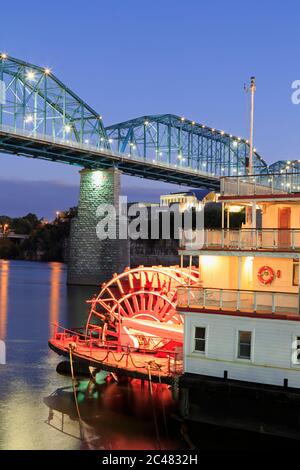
left=194, top=326, right=206, bottom=353
left=238, top=331, right=252, bottom=360
left=293, top=336, right=300, bottom=364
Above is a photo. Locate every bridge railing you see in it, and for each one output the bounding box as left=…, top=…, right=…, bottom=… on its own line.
left=180, top=228, right=300, bottom=251
left=220, top=173, right=300, bottom=196
left=0, top=124, right=218, bottom=179
left=177, top=286, right=299, bottom=315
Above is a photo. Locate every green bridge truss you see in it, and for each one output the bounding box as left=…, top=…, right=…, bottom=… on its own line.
left=0, top=55, right=109, bottom=148
left=106, top=114, right=268, bottom=177
left=0, top=54, right=294, bottom=188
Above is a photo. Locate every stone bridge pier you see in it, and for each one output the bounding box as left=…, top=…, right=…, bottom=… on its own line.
left=67, top=168, right=130, bottom=286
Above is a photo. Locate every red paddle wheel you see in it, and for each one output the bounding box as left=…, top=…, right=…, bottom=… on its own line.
left=85, top=265, right=200, bottom=352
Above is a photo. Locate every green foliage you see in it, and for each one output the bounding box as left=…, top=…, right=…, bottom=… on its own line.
left=0, top=208, right=77, bottom=262
left=0, top=238, right=20, bottom=259
left=0, top=213, right=41, bottom=234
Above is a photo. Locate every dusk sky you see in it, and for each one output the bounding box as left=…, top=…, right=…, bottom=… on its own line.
left=1, top=0, right=300, bottom=218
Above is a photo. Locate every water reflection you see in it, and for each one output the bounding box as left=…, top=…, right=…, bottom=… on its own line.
left=0, top=260, right=9, bottom=340
left=44, top=379, right=183, bottom=450
left=49, top=262, right=63, bottom=335
left=0, top=261, right=183, bottom=450
left=66, top=285, right=97, bottom=328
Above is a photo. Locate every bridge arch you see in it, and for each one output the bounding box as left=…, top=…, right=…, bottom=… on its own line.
left=0, top=54, right=109, bottom=148
left=106, top=114, right=268, bottom=177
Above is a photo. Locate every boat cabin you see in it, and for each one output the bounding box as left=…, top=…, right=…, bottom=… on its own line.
left=178, top=173, right=300, bottom=388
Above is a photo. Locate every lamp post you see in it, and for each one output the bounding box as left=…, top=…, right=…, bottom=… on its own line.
left=248, top=76, right=256, bottom=176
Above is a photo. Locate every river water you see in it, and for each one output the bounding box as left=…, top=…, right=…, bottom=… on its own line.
left=0, top=260, right=184, bottom=450
left=1, top=260, right=299, bottom=451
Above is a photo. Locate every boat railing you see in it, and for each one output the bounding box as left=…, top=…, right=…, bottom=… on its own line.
left=177, top=286, right=299, bottom=315
left=51, top=324, right=183, bottom=374
left=180, top=228, right=300, bottom=251
left=220, top=173, right=300, bottom=197
left=52, top=323, right=85, bottom=339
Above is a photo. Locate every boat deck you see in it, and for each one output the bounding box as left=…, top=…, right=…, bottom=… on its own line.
left=49, top=334, right=183, bottom=385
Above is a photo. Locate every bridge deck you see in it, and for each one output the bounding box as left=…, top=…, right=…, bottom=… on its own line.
left=0, top=126, right=220, bottom=189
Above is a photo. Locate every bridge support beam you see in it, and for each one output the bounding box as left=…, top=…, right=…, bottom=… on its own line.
left=67, top=168, right=129, bottom=285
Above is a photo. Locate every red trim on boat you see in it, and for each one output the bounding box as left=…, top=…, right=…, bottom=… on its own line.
left=177, top=306, right=300, bottom=321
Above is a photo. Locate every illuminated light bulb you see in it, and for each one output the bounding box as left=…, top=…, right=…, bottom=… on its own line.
left=229, top=205, right=243, bottom=213
left=84, top=139, right=89, bottom=144
left=44, top=68, right=51, bottom=75
left=26, top=70, right=36, bottom=81
left=246, top=140, right=249, bottom=143
left=177, top=154, right=182, bottom=160
left=233, top=141, right=238, bottom=147
left=64, top=124, right=71, bottom=133
left=181, top=117, right=185, bottom=121
left=211, top=128, right=215, bottom=132
left=192, top=121, right=195, bottom=125
left=100, top=137, right=104, bottom=142
left=253, top=148, right=257, bottom=152
left=144, top=120, right=149, bottom=125
left=201, top=124, right=205, bottom=128
left=237, top=137, right=241, bottom=141
left=24, top=115, right=33, bottom=123
left=99, top=116, right=102, bottom=120
left=221, top=130, right=224, bottom=135
left=159, top=152, right=163, bottom=156
left=1, top=53, right=7, bottom=59
left=108, top=138, right=113, bottom=143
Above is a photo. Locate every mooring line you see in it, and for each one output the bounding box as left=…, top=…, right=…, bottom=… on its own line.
left=158, top=369, right=168, bottom=438
left=148, top=365, right=161, bottom=450
left=69, top=343, right=84, bottom=440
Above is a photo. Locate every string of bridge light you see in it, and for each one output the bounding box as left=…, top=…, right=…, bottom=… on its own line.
left=141, top=117, right=260, bottom=175
left=0, top=52, right=111, bottom=145
left=1, top=52, right=260, bottom=162
left=143, top=117, right=258, bottom=156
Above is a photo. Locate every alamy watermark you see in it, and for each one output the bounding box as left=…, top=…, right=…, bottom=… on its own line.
left=94, top=197, right=205, bottom=248
left=291, top=80, right=300, bottom=104
left=0, top=340, right=6, bottom=365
